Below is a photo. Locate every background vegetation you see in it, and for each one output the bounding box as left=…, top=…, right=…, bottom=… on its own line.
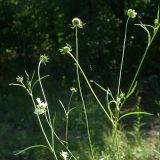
left=0, top=0, right=160, bottom=159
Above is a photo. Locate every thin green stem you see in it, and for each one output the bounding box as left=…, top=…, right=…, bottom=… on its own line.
left=68, top=52, right=114, bottom=126
left=110, top=103, right=121, bottom=159
left=112, top=124, right=120, bottom=160
left=30, top=93, right=58, bottom=160
left=127, top=24, right=160, bottom=96
left=68, top=92, right=74, bottom=111
left=54, top=132, right=77, bottom=160
left=65, top=114, right=69, bottom=148
left=66, top=92, right=74, bottom=146
left=127, top=45, right=149, bottom=95
left=51, top=128, right=55, bottom=150
left=38, top=61, right=52, bottom=125
left=65, top=92, right=75, bottom=148
left=75, top=27, right=95, bottom=159
left=117, top=17, right=130, bottom=96
left=51, top=116, right=56, bottom=156
left=44, top=113, right=53, bottom=129
left=38, top=61, right=57, bottom=158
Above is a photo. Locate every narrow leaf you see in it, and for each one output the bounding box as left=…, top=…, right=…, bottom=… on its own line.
left=31, top=70, right=35, bottom=83
left=119, top=111, right=153, bottom=121
left=140, top=23, right=151, bottom=45
left=67, top=107, right=76, bottom=115
left=126, top=81, right=137, bottom=99
left=25, top=70, right=30, bottom=85
left=135, top=23, right=151, bottom=45
left=32, top=75, right=50, bottom=90
left=51, top=113, right=56, bottom=148
left=107, top=102, right=113, bottom=117
left=15, top=145, right=49, bottom=155
left=59, top=99, right=66, bottom=114
left=9, top=83, right=24, bottom=88
left=157, top=6, right=159, bottom=22
left=92, top=81, right=108, bottom=93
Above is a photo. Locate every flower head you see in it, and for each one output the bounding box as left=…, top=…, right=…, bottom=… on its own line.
left=70, top=87, right=77, bottom=93
left=34, top=97, right=47, bottom=115
left=36, top=97, right=41, bottom=104
left=16, top=75, right=23, bottom=83
left=71, top=17, right=84, bottom=29
left=127, top=9, right=137, bottom=18
left=60, top=150, right=69, bottom=160
left=39, top=54, right=49, bottom=64
left=59, top=43, right=72, bottom=55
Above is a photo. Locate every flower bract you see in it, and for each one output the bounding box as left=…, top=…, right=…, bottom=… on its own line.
left=59, top=43, right=72, bottom=55
left=39, top=54, right=49, bottom=64
left=16, top=75, right=23, bottom=83
left=71, top=17, right=84, bottom=29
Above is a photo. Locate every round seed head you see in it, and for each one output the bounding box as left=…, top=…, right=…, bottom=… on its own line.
left=127, top=9, right=137, bottom=18
left=72, top=17, right=83, bottom=28
left=40, top=54, right=49, bottom=64
left=59, top=43, right=72, bottom=55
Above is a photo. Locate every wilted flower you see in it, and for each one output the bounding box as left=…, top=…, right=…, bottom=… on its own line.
left=127, top=9, right=137, bottom=18
left=39, top=54, right=49, bottom=64
left=16, top=75, right=23, bottom=83
left=71, top=17, right=84, bottom=29
left=34, top=98, right=47, bottom=115
left=70, top=87, right=77, bottom=93
left=60, top=150, right=69, bottom=160
left=59, top=43, right=72, bottom=55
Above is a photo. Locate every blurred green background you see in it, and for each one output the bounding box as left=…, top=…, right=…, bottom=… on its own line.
left=0, top=0, right=160, bottom=159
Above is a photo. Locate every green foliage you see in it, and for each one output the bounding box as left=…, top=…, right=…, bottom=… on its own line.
left=7, top=6, right=160, bottom=160
left=1, top=1, right=160, bottom=160
left=0, top=0, right=160, bottom=88
left=0, top=0, right=64, bottom=61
